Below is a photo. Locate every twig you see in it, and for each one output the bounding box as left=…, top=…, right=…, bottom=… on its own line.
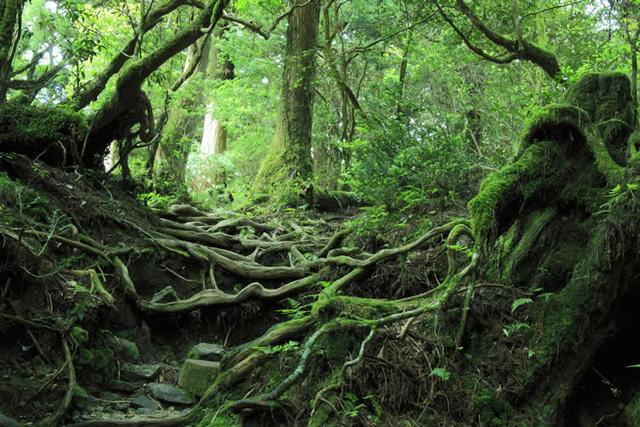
left=0, top=313, right=60, bottom=332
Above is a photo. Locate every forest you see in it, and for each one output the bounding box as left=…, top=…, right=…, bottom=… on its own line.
left=2, top=0, right=640, bottom=425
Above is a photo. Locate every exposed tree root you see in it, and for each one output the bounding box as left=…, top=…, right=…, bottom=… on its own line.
left=36, top=338, right=75, bottom=427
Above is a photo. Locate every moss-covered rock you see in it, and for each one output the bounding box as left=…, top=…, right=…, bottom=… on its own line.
left=178, top=359, right=221, bottom=397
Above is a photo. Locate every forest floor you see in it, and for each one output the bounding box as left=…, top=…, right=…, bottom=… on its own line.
left=1, top=152, right=638, bottom=426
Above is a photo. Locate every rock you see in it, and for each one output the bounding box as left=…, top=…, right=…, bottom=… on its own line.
left=150, top=286, right=180, bottom=303
left=131, top=395, right=160, bottom=411
left=147, top=383, right=194, bottom=405
left=108, top=336, right=140, bottom=362
left=135, top=407, right=154, bottom=415
left=178, top=359, right=220, bottom=397
left=73, top=393, right=101, bottom=411
left=107, top=303, right=138, bottom=328
left=121, top=363, right=160, bottom=381
left=0, top=413, right=21, bottom=427
left=187, top=343, right=226, bottom=361
left=107, top=379, right=137, bottom=393
left=135, top=321, right=154, bottom=362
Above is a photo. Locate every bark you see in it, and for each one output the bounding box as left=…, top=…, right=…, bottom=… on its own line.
left=0, top=0, right=22, bottom=103
left=251, top=0, right=320, bottom=202
left=201, top=38, right=233, bottom=157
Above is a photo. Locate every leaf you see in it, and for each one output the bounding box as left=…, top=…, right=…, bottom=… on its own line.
left=429, top=367, right=451, bottom=381
left=511, top=298, right=533, bottom=313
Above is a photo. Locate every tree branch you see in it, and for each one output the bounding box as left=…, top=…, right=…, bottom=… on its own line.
left=436, top=0, right=561, bottom=78
left=73, top=0, right=202, bottom=109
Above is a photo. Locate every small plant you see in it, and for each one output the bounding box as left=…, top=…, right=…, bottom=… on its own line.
left=344, top=392, right=366, bottom=417
left=502, top=322, right=531, bottom=337
left=511, top=298, right=533, bottom=313
left=429, top=367, right=452, bottom=381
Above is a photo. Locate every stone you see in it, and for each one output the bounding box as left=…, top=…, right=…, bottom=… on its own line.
left=0, top=413, right=21, bottom=427
left=107, top=303, right=138, bottom=328
left=109, top=336, right=140, bottom=362
left=187, top=343, right=226, bottom=361
left=178, top=359, right=220, bottom=397
left=147, top=383, right=194, bottom=405
left=131, top=395, right=161, bottom=411
left=150, top=286, right=180, bottom=303
left=121, top=363, right=160, bottom=381
left=108, top=379, right=137, bottom=393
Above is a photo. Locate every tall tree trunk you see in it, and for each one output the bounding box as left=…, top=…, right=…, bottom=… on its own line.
left=201, top=39, right=233, bottom=157
left=251, top=0, right=320, bottom=203
left=0, top=0, right=22, bottom=103
left=153, top=37, right=212, bottom=194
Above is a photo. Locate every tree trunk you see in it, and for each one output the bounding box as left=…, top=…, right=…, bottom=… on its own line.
left=201, top=39, right=233, bottom=157
left=251, top=0, right=320, bottom=203
left=153, top=37, right=212, bottom=194
left=0, top=0, right=21, bottom=103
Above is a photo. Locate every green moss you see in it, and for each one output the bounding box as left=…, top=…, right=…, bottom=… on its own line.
left=468, top=141, right=568, bottom=252
left=93, top=347, right=115, bottom=370
left=179, top=360, right=221, bottom=397
left=623, top=393, right=640, bottom=424
left=0, top=103, right=88, bottom=165
left=473, top=386, right=513, bottom=425
left=502, top=207, right=557, bottom=282
left=519, top=104, right=624, bottom=185
left=314, top=295, right=399, bottom=322
left=629, top=131, right=640, bottom=156
left=0, top=170, right=63, bottom=228
left=308, top=387, right=342, bottom=427
left=562, top=72, right=634, bottom=126
left=189, top=405, right=241, bottom=427
left=597, top=119, right=633, bottom=166
left=78, top=349, right=95, bottom=365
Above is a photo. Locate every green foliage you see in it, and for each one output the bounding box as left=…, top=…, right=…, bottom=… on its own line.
left=511, top=298, right=533, bottom=313
left=429, top=367, right=452, bottom=381
left=70, top=326, right=89, bottom=345
left=343, top=119, right=474, bottom=210
left=502, top=322, right=531, bottom=337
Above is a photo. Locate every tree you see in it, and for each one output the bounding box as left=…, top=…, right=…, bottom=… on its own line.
left=152, top=35, right=214, bottom=195
left=435, top=0, right=561, bottom=79
left=251, top=0, right=320, bottom=203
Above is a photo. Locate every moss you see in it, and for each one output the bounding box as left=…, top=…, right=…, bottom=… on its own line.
left=629, top=131, right=640, bottom=156
left=189, top=405, right=241, bottom=427
left=0, top=169, right=66, bottom=230
left=562, top=72, right=634, bottom=126
left=519, top=104, right=624, bottom=185
left=473, top=386, right=513, bottom=426
left=179, top=359, right=221, bottom=397
left=501, top=207, right=557, bottom=283
left=0, top=103, right=88, bottom=166
left=468, top=141, right=568, bottom=252
left=314, top=295, right=399, bottom=322
left=312, top=185, right=360, bottom=211
left=597, top=119, right=633, bottom=166
left=623, top=392, right=640, bottom=424
left=308, top=391, right=341, bottom=427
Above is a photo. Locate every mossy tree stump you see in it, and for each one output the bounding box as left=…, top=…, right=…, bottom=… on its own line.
left=468, top=72, right=640, bottom=424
